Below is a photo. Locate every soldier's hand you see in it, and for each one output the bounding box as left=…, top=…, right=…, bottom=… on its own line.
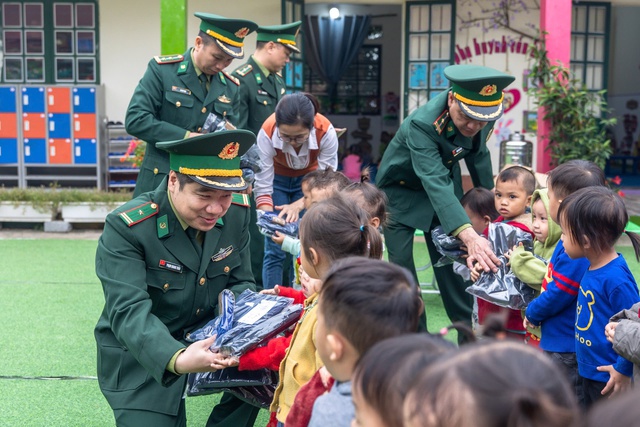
left=189, top=132, right=204, bottom=138
left=174, top=335, right=224, bottom=374
left=458, top=228, right=500, bottom=273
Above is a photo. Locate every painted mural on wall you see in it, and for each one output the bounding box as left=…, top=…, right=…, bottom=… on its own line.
left=454, top=0, right=540, bottom=173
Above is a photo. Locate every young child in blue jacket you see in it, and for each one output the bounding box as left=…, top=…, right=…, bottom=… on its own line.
left=557, top=186, right=640, bottom=407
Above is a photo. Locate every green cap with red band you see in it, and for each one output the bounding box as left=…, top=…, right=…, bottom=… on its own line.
left=256, top=21, right=302, bottom=53
left=157, top=129, right=255, bottom=191
left=195, top=12, right=258, bottom=59
left=444, top=65, right=516, bottom=122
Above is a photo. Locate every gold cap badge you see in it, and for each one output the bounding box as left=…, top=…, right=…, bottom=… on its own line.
left=219, top=142, right=240, bottom=159
left=480, top=85, right=498, bottom=96
left=235, top=27, right=250, bottom=38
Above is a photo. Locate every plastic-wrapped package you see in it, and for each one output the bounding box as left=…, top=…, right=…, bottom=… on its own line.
left=240, top=144, right=262, bottom=185
left=465, top=222, right=536, bottom=310
left=217, top=383, right=277, bottom=408
left=431, top=225, right=467, bottom=266
left=186, top=365, right=278, bottom=399
left=185, top=290, right=302, bottom=397
left=256, top=210, right=299, bottom=238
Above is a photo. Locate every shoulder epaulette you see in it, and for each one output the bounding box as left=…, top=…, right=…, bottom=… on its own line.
left=154, top=54, right=184, bottom=64
left=118, top=202, right=159, bottom=227
left=231, top=193, right=250, bottom=207
left=222, top=71, right=240, bottom=86
left=433, top=110, right=451, bottom=135
left=234, top=64, right=253, bottom=77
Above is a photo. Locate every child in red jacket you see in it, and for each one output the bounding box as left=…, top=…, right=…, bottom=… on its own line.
left=471, top=166, right=536, bottom=339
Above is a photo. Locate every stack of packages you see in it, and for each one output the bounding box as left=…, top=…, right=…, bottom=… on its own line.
left=185, top=289, right=303, bottom=407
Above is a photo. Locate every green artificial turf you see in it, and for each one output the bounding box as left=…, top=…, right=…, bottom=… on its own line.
left=1, top=238, right=639, bottom=425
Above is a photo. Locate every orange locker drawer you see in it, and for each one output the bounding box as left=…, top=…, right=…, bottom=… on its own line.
left=0, top=113, right=18, bottom=138
left=48, top=138, right=72, bottom=164
left=23, top=113, right=47, bottom=138
left=73, top=113, right=96, bottom=138
left=47, top=87, right=71, bottom=113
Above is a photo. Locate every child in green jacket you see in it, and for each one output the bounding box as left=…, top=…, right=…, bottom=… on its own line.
left=510, top=188, right=562, bottom=289
left=509, top=188, right=562, bottom=343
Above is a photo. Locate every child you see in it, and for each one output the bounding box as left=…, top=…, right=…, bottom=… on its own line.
left=524, top=160, right=607, bottom=404
left=473, top=165, right=536, bottom=338
left=403, top=340, right=580, bottom=427
left=351, top=333, right=455, bottom=427
left=308, top=257, right=424, bottom=426
left=558, top=186, right=640, bottom=407
left=341, top=168, right=388, bottom=230
left=458, top=187, right=499, bottom=330
left=270, top=195, right=383, bottom=425
left=272, top=168, right=350, bottom=286
left=510, top=188, right=561, bottom=291
left=342, top=145, right=363, bottom=182
left=509, top=188, right=562, bottom=344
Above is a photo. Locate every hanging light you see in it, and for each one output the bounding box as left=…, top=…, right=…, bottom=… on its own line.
left=329, top=7, right=340, bottom=20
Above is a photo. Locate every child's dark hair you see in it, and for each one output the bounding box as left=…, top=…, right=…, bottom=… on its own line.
left=352, top=334, right=456, bottom=427
left=319, top=258, right=423, bottom=356
left=301, top=168, right=350, bottom=193
left=275, top=92, right=318, bottom=129
left=547, top=160, right=606, bottom=199
left=586, top=387, right=640, bottom=427
left=497, top=165, right=537, bottom=195
left=460, top=187, right=499, bottom=222
left=341, top=168, right=388, bottom=225
left=300, top=194, right=383, bottom=262
left=404, top=340, right=579, bottom=427
left=558, top=186, right=640, bottom=261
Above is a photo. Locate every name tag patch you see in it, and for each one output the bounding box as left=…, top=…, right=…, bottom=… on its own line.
left=257, top=90, right=269, bottom=96
left=159, top=259, right=183, bottom=273
left=171, top=86, right=191, bottom=95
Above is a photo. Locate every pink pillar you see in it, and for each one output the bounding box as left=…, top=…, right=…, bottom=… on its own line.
left=537, top=0, right=572, bottom=172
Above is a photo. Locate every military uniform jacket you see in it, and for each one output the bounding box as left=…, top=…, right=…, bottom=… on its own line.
left=94, top=180, right=254, bottom=416
left=232, top=55, right=286, bottom=135
left=125, top=49, right=240, bottom=195
left=376, top=90, right=495, bottom=233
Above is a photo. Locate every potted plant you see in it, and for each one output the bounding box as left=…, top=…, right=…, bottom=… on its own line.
left=0, top=186, right=131, bottom=223
left=527, top=32, right=616, bottom=169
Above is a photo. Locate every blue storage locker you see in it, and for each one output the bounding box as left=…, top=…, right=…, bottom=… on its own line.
left=48, top=113, right=71, bottom=138
left=0, top=87, right=17, bottom=113
left=23, top=138, right=47, bottom=163
left=21, top=87, right=46, bottom=113
left=74, top=138, right=97, bottom=164
left=72, top=87, right=96, bottom=113
left=0, top=138, right=18, bottom=163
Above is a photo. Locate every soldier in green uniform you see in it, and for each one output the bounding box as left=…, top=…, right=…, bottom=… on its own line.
left=126, top=13, right=258, bottom=197
left=232, top=21, right=301, bottom=288
left=95, top=130, right=261, bottom=426
left=233, top=21, right=301, bottom=135
left=376, top=65, right=515, bottom=335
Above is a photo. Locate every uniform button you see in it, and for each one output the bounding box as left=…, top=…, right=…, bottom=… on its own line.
left=399, top=180, right=405, bottom=185
left=223, top=266, right=230, bottom=273
left=197, top=127, right=202, bottom=132
left=163, top=283, right=169, bottom=290
left=199, top=277, right=206, bottom=286
left=263, top=100, right=267, bottom=105
left=176, top=101, right=181, bottom=107
left=150, top=203, right=157, bottom=209
left=196, top=308, right=202, bottom=316
left=201, top=107, right=207, bottom=113
left=153, top=168, right=158, bottom=175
